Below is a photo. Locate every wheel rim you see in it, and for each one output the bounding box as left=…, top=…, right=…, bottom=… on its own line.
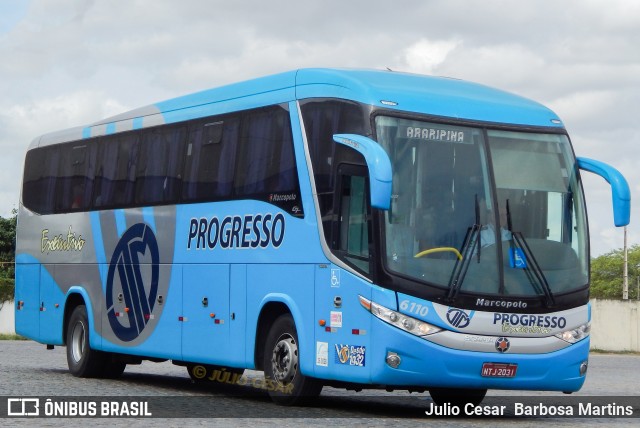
left=270, top=334, right=298, bottom=385
left=70, top=321, right=86, bottom=363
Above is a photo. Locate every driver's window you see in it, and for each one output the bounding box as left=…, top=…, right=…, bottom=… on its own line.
left=338, top=172, right=371, bottom=274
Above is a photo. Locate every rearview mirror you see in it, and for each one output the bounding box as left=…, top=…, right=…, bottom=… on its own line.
left=577, top=157, right=630, bottom=227
left=333, top=134, right=392, bottom=210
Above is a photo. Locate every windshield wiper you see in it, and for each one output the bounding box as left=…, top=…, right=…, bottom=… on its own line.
left=446, top=195, right=481, bottom=302
left=505, top=200, right=555, bottom=308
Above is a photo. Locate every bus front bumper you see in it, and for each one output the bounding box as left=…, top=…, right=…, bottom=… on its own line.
left=368, top=320, right=589, bottom=392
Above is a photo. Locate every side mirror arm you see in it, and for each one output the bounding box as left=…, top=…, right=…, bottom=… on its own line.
left=577, top=157, right=630, bottom=227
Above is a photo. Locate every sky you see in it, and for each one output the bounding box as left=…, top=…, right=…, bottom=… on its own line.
left=0, top=0, right=638, bottom=257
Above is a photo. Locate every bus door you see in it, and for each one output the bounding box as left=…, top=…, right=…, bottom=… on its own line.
left=315, top=165, right=372, bottom=380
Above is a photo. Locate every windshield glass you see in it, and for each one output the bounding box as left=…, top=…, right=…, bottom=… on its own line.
left=376, top=116, right=588, bottom=298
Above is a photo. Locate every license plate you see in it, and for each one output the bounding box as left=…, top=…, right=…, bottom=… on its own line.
left=481, top=362, right=517, bottom=378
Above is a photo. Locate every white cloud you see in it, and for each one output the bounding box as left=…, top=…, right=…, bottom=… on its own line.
left=401, top=38, right=462, bottom=74
left=436, top=43, right=547, bottom=93
left=5, top=91, right=126, bottom=137
left=549, top=90, right=619, bottom=127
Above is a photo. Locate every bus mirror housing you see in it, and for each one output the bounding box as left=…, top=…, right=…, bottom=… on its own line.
left=577, top=157, right=630, bottom=227
left=333, top=134, right=392, bottom=210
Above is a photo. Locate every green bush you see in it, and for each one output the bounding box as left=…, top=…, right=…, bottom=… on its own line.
left=0, top=277, right=14, bottom=306
left=591, top=245, right=640, bottom=300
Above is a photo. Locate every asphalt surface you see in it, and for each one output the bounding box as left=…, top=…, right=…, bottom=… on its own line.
left=0, top=340, right=639, bottom=426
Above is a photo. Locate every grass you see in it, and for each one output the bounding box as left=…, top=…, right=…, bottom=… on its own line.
left=590, top=348, right=640, bottom=356
left=0, top=333, right=27, bottom=340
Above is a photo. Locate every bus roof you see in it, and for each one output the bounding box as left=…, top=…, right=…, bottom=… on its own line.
left=31, top=68, right=564, bottom=149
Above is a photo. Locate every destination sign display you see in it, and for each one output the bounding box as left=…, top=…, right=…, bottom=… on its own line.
left=400, top=124, right=472, bottom=144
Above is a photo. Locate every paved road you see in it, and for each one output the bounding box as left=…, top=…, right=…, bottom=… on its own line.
left=0, top=340, right=638, bottom=426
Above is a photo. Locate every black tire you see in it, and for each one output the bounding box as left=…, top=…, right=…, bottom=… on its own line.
left=263, top=314, right=322, bottom=406
left=186, top=364, right=245, bottom=385
left=101, top=355, right=127, bottom=379
left=429, top=387, right=487, bottom=407
left=66, top=305, right=106, bottom=377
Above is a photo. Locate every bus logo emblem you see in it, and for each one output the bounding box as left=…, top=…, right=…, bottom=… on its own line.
left=106, top=223, right=160, bottom=342
left=495, top=337, right=510, bottom=353
left=446, top=307, right=471, bottom=329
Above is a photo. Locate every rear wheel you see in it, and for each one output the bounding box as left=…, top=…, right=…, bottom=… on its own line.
left=263, top=314, right=322, bottom=406
left=66, top=305, right=105, bottom=377
left=66, top=304, right=126, bottom=378
left=429, top=387, right=487, bottom=406
left=101, top=355, right=127, bottom=379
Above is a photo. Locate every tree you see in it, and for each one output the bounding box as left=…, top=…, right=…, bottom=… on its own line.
left=0, top=209, right=16, bottom=308
left=590, top=244, right=640, bottom=300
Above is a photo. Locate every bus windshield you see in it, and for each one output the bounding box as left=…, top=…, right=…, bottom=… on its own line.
left=376, top=116, right=589, bottom=298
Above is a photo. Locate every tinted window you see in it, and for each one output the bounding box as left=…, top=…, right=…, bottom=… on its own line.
left=23, top=146, right=59, bottom=214
left=300, top=99, right=370, bottom=243
left=93, top=133, right=139, bottom=209
left=22, top=105, right=303, bottom=215
left=235, top=107, right=297, bottom=197
left=182, top=118, right=239, bottom=202
left=56, top=143, right=96, bottom=212
left=136, top=126, right=186, bottom=205
left=338, top=173, right=371, bottom=274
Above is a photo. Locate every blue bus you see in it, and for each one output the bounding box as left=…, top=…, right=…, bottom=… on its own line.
left=15, top=68, right=630, bottom=406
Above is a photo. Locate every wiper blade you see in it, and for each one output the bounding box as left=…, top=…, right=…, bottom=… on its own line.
left=511, top=232, right=556, bottom=308
left=504, top=199, right=555, bottom=307
left=446, top=225, right=479, bottom=302
left=447, top=195, right=481, bottom=302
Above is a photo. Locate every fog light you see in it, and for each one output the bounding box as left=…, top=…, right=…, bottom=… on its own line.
left=386, top=352, right=401, bottom=368
left=580, top=360, right=588, bottom=376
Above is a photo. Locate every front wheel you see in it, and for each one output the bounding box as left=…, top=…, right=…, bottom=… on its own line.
left=263, top=314, right=322, bottom=405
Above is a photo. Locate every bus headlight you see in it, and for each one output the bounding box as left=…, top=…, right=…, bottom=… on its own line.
left=359, top=296, right=441, bottom=337
left=554, top=322, right=591, bottom=343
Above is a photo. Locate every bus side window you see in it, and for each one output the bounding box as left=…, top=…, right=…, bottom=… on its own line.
left=234, top=107, right=298, bottom=197
left=301, top=100, right=369, bottom=245
left=93, top=133, right=139, bottom=209
left=135, top=126, right=186, bottom=205
left=182, top=118, right=238, bottom=203
left=23, top=146, right=59, bottom=214
left=57, top=144, right=96, bottom=212
left=336, top=167, right=371, bottom=275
